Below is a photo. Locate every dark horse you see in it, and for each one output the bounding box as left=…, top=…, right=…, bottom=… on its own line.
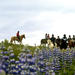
left=41, top=39, right=47, bottom=45
left=60, top=39, right=68, bottom=49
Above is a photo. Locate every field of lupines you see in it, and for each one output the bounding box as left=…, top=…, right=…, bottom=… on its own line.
left=0, top=40, right=75, bottom=75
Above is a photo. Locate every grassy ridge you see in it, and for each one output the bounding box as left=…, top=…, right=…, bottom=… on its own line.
left=0, top=39, right=37, bottom=56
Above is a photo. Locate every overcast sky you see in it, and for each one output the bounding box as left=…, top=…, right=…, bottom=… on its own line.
left=0, top=0, right=75, bottom=46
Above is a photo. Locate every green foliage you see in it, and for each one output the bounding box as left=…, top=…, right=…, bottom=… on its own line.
left=3, top=39, right=9, bottom=48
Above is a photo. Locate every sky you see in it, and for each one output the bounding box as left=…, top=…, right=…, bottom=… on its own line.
left=0, top=0, right=75, bottom=46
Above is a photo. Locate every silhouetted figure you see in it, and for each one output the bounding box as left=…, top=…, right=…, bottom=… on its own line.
left=60, top=34, right=68, bottom=49
left=68, top=35, right=72, bottom=48
left=45, top=33, right=48, bottom=39
left=73, top=35, right=75, bottom=40
left=68, top=35, right=72, bottom=41
left=50, top=34, right=56, bottom=46
left=56, top=36, right=61, bottom=47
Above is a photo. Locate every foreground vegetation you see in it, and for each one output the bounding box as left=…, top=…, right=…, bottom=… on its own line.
left=0, top=39, right=75, bottom=75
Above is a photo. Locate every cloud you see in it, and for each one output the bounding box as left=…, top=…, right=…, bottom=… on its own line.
left=23, top=30, right=46, bottom=46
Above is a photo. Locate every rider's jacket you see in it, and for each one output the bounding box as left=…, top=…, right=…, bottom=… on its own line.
left=16, top=32, right=19, bottom=37
left=62, top=37, right=68, bottom=43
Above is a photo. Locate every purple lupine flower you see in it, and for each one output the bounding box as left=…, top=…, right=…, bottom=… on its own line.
left=3, top=56, right=9, bottom=60
left=26, top=54, right=32, bottom=59
left=4, top=51, right=9, bottom=54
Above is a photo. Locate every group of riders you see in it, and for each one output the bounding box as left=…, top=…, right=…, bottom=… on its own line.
left=45, top=33, right=75, bottom=49
left=14, top=31, right=75, bottom=49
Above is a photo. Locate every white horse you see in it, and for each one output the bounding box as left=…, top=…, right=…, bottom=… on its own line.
left=47, top=39, right=57, bottom=50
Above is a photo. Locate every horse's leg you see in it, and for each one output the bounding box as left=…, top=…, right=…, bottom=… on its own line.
left=19, top=40, right=22, bottom=45
left=20, top=42, right=22, bottom=45
left=14, top=40, right=16, bottom=44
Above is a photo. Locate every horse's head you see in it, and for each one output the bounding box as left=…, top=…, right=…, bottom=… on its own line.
left=22, top=34, right=25, bottom=39
left=47, top=39, right=51, bottom=45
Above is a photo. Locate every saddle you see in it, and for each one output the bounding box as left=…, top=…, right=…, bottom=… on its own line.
left=17, top=36, right=20, bottom=41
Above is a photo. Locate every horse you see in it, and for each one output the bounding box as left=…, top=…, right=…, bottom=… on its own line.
left=68, top=39, right=75, bottom=48
left=10, top=34, right=25, bottom=44
left=47, top=39, right=57, bottom=50
left=41, top=39, right=57, bottom=50
left=41, top=39, right=47, bottom=46
left=60, top=39, right=68, bottom=49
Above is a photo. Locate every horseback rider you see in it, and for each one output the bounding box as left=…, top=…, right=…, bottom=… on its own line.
left=45, top=33, right=48, bottom=39
left=73, top=35, right=75, bottom=40
left=56, top=36, right=61, bottom=47
left=47, top=34, right=50, bottom=39
left=61, top=34, right=68, bottom=49
left=68, top=35, right=72, bottom=40
left=62, top=34, right=68, bottom=43
left=16, top=31, right=20, bottom=41
left=68, top=35, right=72, bottom=43
left=50, top=34, right=56, bottom=46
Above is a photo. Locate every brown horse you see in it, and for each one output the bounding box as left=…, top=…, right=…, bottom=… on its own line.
left=68, top=39, right=75, bottom=48
left=10, top=34, right=25, bottom=44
